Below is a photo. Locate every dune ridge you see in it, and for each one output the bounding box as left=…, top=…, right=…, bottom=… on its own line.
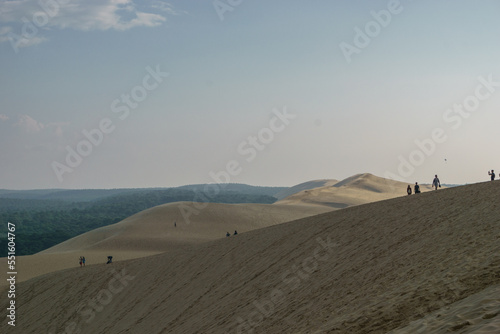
left=277, top=173, right=435, bottom=208
left=3, top=180, right=499, bottom=333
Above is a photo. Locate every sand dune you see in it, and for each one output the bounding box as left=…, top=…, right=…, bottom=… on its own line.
left=277, top=173, right=434, bottom=208
left=0, top=202, right=331, bottom=285
left=3, top=180, right=499, bottom=333
left=3, top=174, right=407, bottom=285
left=273, top=179, right=339, bottom=200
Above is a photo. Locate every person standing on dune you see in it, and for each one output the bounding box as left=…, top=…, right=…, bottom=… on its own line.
left=414, top=182, right=421, bottom=194
left=488, top=170, right=495, bottom=181
left=432, top=175, right=441, bottom=190
left=407, top=185, right=412, bottom=195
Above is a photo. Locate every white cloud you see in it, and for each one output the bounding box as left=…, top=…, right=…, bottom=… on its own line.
left=151, top=1, right=184, bottom=15
left=0, top=0, right=169, bottom=46
left=14, top=114, right=45, bottom=133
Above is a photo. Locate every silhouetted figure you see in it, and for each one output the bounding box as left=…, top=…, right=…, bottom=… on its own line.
left=226, top=232, right=230, bottom=237
left=488, top=170, right=495, bottom=181
left=82, top=256, right=86, bottom=267
left=234, top=230, right=238, bottom=235
left=432, top=175, right=441, bottom=190
left=414, top=182, right=421, bottom=194
left=407, top=185, right=412, bottom=195
left=79, top=256, right=83, bottom=267
left=107, top=256, right=113, bottom=264
left=174, top=221, right=177, bottom=227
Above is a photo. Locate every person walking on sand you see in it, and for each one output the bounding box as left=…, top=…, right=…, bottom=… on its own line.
left=82, top=256, right=86, bottom=267
left=488, top=170, right=495, bottom=181
left=79, top=256, right=83, bottom=267
left=414, top=182, right=421, bottom=194
left=432, top=175, right=441, bottom=190
left=407, top=185, right=412, bottom=195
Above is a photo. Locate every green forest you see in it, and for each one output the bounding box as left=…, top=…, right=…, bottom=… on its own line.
left=0, top=186, right=283, bottom=256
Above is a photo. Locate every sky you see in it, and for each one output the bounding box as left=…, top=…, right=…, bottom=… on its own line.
left=1, top=0, right=500, bottom=189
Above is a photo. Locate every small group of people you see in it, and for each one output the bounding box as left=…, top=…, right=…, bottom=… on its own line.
left=407, top=174, right=441, bottom=195
left=79, top=255, right=115, bottom=266
left=407, top=182, right=421, bottom=195
left=226, top=230, right=238, bottom=237
left=407, top=170, right=497, bottom=196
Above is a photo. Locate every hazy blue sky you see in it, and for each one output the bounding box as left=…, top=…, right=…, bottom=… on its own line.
left=1, top=0, right=499, bottom=189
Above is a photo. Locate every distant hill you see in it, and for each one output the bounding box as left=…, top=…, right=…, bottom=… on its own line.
left=0, top=188, right=163, bottom=202
left=176, top=183, right=287, bottom=198
left=0, top=183, right=288, bottom=203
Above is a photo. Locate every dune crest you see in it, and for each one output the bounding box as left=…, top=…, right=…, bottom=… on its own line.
left=277, top=173, right=434, bottom=208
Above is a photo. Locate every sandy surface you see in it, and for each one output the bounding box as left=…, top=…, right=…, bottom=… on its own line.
left=0, top=202, right=331, bottom=285
left=273, top=179, right=339, bottom=200
left=389, top=284, right=500, bottom=333
left=1, top=174, right=410, bottom=286
left=2, top=179, right=499, bottom=333
left=277, top=173, right=435, bottom=208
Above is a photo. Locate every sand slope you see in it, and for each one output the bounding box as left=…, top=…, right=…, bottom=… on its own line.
left=4, top=180, right=499, bottom=333
left=1, top=202, right=331, bottom=285
left=273, top=179, right=339, bottom=200
left=277, top=173, right=434, bottom=208
left=389, top=284, right=500, bottom=333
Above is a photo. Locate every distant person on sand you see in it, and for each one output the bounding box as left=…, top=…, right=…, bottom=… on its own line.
left=414, top=182, right=421, bottom=194
left=432, top=175, right=441, bottom=190
left=82, top=256, right=86, bottom=267
left=174, top=221, right=177, bottom=227
left=226, top=232, right=230, bottom=237
left=79, top=256, right=83, bottom=267
left=488, top=170, right=495, bottom=181
left=107, top=256, right=113, bottom=264
left=234, top=230, right=238, bottom=235
left=407, top=185, right=412, bottom=195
